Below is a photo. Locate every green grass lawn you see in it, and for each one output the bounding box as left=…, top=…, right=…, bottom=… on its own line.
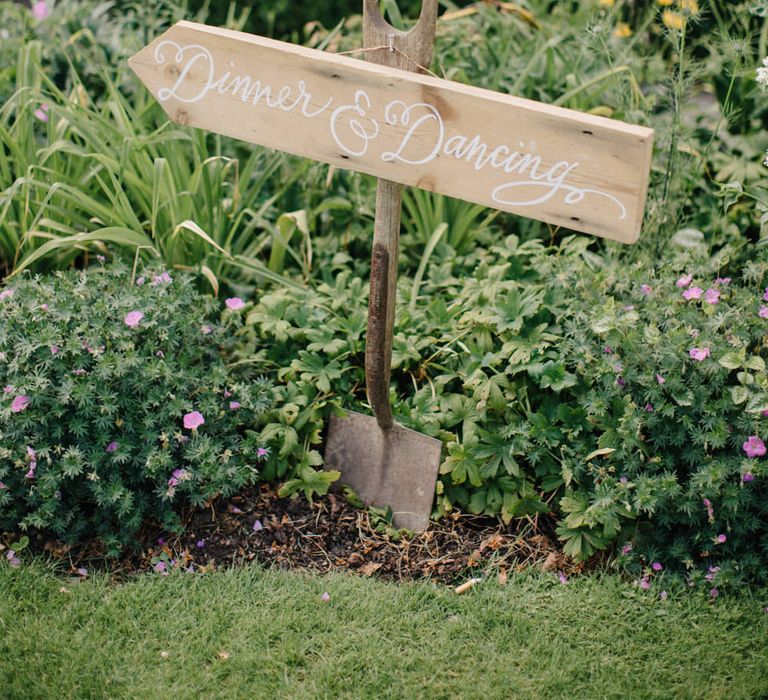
left=1, top=564, right=766, bottom=699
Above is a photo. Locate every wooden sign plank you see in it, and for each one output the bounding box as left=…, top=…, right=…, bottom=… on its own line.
left=129, top=21, right=654, bottom=243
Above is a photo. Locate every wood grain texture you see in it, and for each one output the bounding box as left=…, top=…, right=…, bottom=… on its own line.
left=129, top=20, right=654, bottom=243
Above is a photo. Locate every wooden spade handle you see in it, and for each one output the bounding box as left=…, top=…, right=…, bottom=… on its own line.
left=363, top=0, right=438, bottom=430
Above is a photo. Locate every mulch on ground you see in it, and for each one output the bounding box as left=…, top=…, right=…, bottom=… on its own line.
left=11, top=484, right=576, bottom=584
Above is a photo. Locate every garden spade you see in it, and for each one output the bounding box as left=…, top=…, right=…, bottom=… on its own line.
left=323, top=0, right=442, bottom=531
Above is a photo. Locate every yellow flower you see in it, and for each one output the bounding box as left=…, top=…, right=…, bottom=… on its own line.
left=657, top=0, right=673, bottom=5
left=613, top=22, right=632, bottom=38
left=599, top=0, right=615, bottom=6
left=662, top=9, right=684, bottom=30
left=679, top=0, right=699, bottom=14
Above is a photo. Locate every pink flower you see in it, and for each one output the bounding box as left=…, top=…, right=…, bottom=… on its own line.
left=3, top=385, right=13, bottom=394
left=710, top=588, right=719, bottom=599
left=764, top=288, right=768, bottom=302
left=641, top=284, right=652, bottom=295
left=135, top=276, right=145, bottom=286
left=257, top=447, right=269, bottom=459
left=743, top=436, right=766, bottom=458
left=0, top=482, right=5, bottom=489
left=652, top=562, right=663, bottom=571
left=713, top=277, right=731, bottom=286
left=759, top=307, right=768, bottom=319
left=11, top=395, right=30, bottom=412
left=320, top=592, right=331, bottom=602
left=640, top=577, right=650, bottom=590
left=656, top=374, right=665, bottom=384
left=645, top=403, right=654, bottom=412
left=660, top=590, right=668, bottom=600
left=124, top=310, right=144, bottom=328
left=106, top=441, right=119, bottom=453
left=50, top=345, right=59, bottom=355
left=704, top=288, right=720, bottom=305
left=683, top=287, right=703, bottom=300
left=621, top=543, right=633, bottom=555
left=742, top=472, right=755, bottom=482
left=229, top=401, right=241, bottom=410
left=558, top=572, right=568, bottom=584
left=0, top=288, right=14, bottom=301
left=77, top=567, right=88, bottom=577
left=689, top=347, right=710, bottom=361
left=183, top=411, right=205, bottom=430
left=151, top=272, right=172, bottom=285
left=225, top=297, right=245, bottom=310
left=716, top=534, right=727, bottom=544
left=33, top=104, right=49, bottom=122
left=253, top=519, right=263, bottom=532
left=31, top=1, right=49, bottom=20
left=201, top=325, right=212, bottom=335
left=154, top=562, right=167, bottom=573
left=676, top=273, right=693, bottom=288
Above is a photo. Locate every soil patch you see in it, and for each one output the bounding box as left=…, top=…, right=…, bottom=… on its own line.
left=8, top=485, right=575, bottom=585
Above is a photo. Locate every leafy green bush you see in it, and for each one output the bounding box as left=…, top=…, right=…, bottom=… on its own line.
left=555, top=253, right=768, bottom=585
left=0, top=265, right=273, bottom=553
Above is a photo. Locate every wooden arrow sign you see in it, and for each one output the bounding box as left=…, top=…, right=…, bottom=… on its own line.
left=129, top=20, right=654, bottom=243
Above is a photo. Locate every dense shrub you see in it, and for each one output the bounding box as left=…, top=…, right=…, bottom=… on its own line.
left=557, top=255, right=768, bottom=586
left=0, top=265, right=273, bottom=553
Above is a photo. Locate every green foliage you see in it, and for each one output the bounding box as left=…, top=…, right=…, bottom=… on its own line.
left=0, top=265, right=273, bottom=553
left=555, top=253, right=768, bottom=584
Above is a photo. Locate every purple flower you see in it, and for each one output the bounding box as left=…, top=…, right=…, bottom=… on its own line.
left=11, top=395, right=30, bottom=413
left=645, top=403, right=654, bottom=412
left=228, top=504, right=243, bottom=514
left=742, top=472, right=755, bottom=482
left=641, top=284, right=652, bottom=295
left=676, top=273, right=693, bottom=288
left=320, top=592, right=331, bottom=602
left=660, top=590, right=668, bottom=600
left=136, top=276, right=145, bottom=286
left=603, top=346, right=613, bottom=354
left=656, top=374, right=666, bottom=384
left=710, top=588, right=719, bottom=599
left=183, top=411, right=205, bottom=431
left=252, top=519, right=263, bottom=532
left=689, top=347, right=710, bottom=361
left=683, top=287, right=703, bottom=300
left=716, top=534, right=727, bottom=544
left=154, top=562, right=166, bottom=573
left=759, top=307, right=768, bottom=319
left=151, top=272, right=172, bottom=285
left=619, top=476, right=628, bottom=484
left=225, top=297, right=245, bottom=310
left=156, top=350, right=164, bottom=358
left=33, top=103, right=49, bottom=121
left=31, top=1, right=49, bottom=20
left=743, top=436, right=766, bottom=458
left=616, top=376, right=626, bottom=387
left=124, top=311, right=144, bottom=328
left=7, top=552, right=20, bottom=568
left=0, top=288, right=14, bottom=301
left=106, top=441, right=119, bottom=454
left=196, top=539, right=205, bottom=548
left=652, top=562, right=663, bottom=572
left=704, top=288, right=720, bottom=305
left=763, top=409, right=768, bottom=417
left=229, top=401, right=241, bottom=410
left=621, top=543, right=633, bottom=555
left=157, top=537, right=165, bottom=546
left=50, top=345, right=60, bottom=355
left=714, top=277, right=731, bottom=286
left=172, top=469, right=186, bottom=480
left=77, top=567, right=88, bottom=577
left=764, top=287, right=768, bottom=302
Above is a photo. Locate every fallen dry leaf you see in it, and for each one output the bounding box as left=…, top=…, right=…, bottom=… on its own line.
left=359, top=562, right=382, bottom=577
